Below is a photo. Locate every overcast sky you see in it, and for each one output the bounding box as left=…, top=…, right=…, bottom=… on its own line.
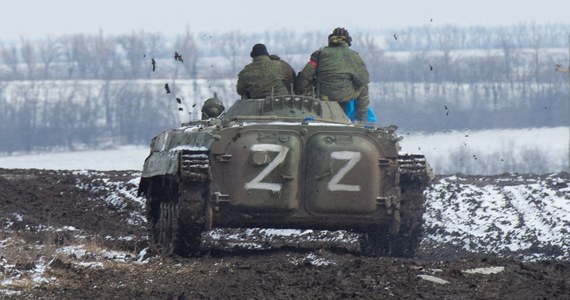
left=2, top=0, right=570, bottom=41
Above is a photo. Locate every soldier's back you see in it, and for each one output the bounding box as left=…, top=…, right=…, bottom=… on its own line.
left=238, top=57, right=290, bottom=98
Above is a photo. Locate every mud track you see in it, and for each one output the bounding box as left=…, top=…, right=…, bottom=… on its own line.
left=0, top=168, right=569, bottom=299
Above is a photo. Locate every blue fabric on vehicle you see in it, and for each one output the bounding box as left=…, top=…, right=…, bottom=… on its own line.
left=344, top=99, right=377, bottom=123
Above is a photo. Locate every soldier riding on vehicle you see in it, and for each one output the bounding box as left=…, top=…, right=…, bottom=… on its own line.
left=296, top=27, right=375, bottom=122
left=237, top=43, right=295, bottom=99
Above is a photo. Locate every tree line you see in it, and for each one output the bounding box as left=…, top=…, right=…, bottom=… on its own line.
left=0, top=23, right=569, bottom=154
left=2, top=24, right=569, bottom=82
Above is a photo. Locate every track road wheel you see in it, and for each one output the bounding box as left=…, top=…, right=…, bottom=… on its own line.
left=172, top=182, right=207, bottom=256
left=390, top=184, right=425, bottom=258
left=361, top=154, right=431, bottom=257
left=394, top=153, right=432, bottom=258
left=148, top=181, right=207, bottom=257
left=145, top=182, right=170, bottom=255
left=157, top=200, right=177, bottom=255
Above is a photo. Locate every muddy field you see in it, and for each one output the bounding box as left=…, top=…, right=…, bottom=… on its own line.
left=1, top=168, right=569, bottom=299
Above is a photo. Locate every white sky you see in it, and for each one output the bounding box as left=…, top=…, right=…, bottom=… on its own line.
left=2, top=0, right=570, bottom=41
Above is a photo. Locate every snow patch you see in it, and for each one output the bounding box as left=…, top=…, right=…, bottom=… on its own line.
left=463, top=266, right=505, bottom=274
left=423, top=173, right=570, bottom=261
left=418, top=274, right=450, bottom=284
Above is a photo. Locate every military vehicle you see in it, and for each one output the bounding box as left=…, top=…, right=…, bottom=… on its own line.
left=138, top=95, right=432, bottom=257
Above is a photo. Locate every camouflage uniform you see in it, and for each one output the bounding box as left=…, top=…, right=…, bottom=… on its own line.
left=295, top=34, right=370, bottom=121
left=270, top=54, right=296, bottom=93
left=236, top=50, right=294, bottom=99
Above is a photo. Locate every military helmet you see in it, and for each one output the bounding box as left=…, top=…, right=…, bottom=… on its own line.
left=202, top=97, right=225, bottom=119
left=330, top=27, right=352, bottom=46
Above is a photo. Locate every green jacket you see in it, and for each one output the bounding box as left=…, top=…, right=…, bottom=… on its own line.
left=295, top=40, right=370, bottom=103
left=236, top=55, right=293, bottom=99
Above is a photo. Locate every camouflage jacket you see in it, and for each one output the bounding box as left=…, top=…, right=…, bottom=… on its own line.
left=295, top=39, right=370, bottom=103
left=270, top=54, right=296, bottom=93
left=236, top=55, right=294, bottom=99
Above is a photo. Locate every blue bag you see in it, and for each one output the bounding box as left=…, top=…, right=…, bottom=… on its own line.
left=344, top=99, right=377, bottom=123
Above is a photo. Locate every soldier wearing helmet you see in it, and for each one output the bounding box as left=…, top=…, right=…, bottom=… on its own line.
left=236, top=43, right=295, bottom=99
left=295, top=27, right=371, bottom=122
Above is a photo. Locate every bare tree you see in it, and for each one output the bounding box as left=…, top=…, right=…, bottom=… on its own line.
left=38, top=37, right=62, bottom=79
left=529, top=23, right=544, bottom=87
left=219, top=30, right=247, bottom=77
left=143, top=33, right=163, bottom=78
left=435, top=26, right=457, bottom=82
left=68, top=34, right=99, bottom=79
left=354, top=33, right=385, bottom=82
left=175, top=28, right=200, bottom=79
left=20, top=38, right=37, bottom=80
left=498, top=33, right=516, bottom=85
left=117, top=31, right=147, bottom=79
left=68, top=35, right=89, bottom=78
left=1, top=44, right=20, bottom=79
left=95, top=31, right=121, bottom=79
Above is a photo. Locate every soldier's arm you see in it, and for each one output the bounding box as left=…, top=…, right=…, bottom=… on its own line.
left=351, top=53, right=370, bottom=88
left=356, top=85, right=370, bottom=121
left=294, top=65, right=315, bottom=95
left=294, top=51, right=319, bottom=95
left=236, top=72, right=246, bottom=96
left=285, top=62, right=296, bottom=85
left=280, top=61, right=296, bottom=92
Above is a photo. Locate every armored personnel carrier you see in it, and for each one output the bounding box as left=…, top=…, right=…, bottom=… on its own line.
left=138, top=95, right=432, bottom=257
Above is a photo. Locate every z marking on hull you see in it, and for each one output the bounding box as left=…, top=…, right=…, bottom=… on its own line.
left=327, top=151, right=361, bottom=192
left=245, top=144, right=289, bottom=192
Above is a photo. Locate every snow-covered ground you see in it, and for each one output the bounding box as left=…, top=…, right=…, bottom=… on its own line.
left=400, top=126, right=569, bottom=175
left=0, top=124, right=568, bottom=265
left=0, top=126, right=567, bottom=175
left=423, top=173, right=570, bottom=261
left=0, top=161, right=568, bottom=293
left=0, top=145, right=149, bottom=171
